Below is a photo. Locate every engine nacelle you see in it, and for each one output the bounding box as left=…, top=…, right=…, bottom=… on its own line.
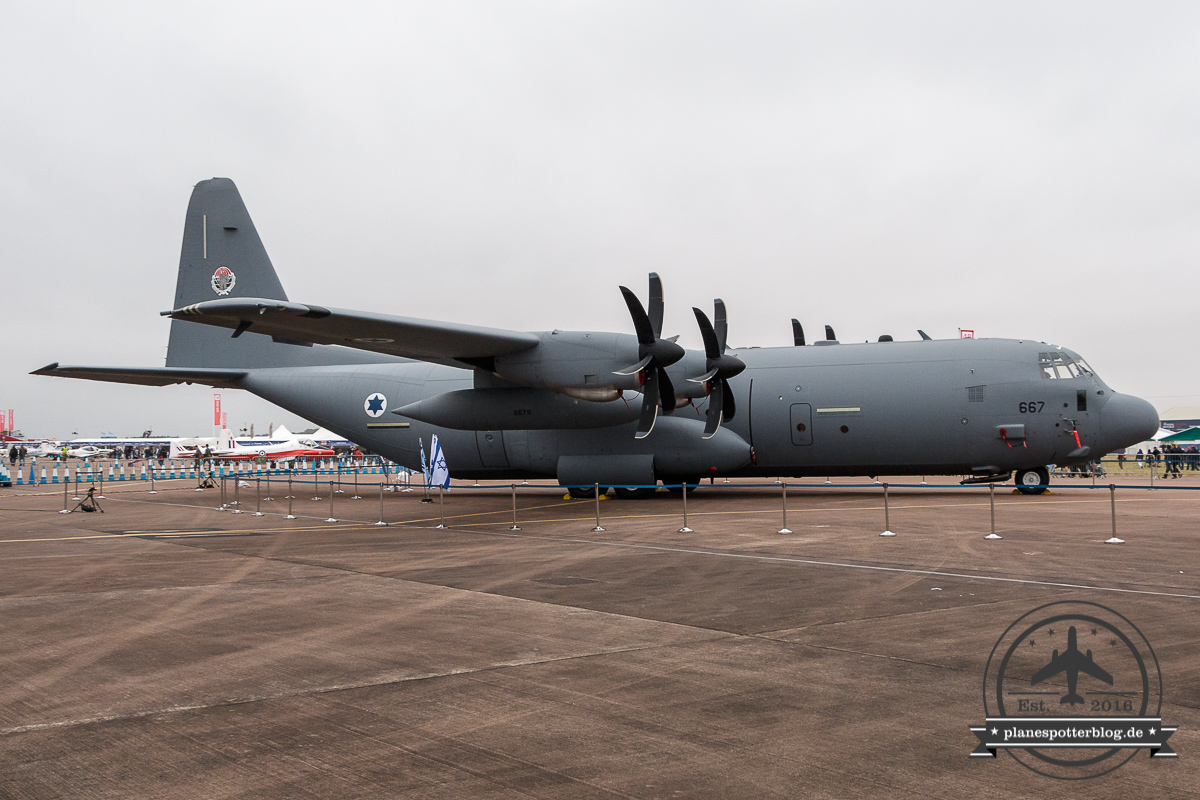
left=489, top=331, right=710, bottom=401
left=394, top=387, right=640, bottom=430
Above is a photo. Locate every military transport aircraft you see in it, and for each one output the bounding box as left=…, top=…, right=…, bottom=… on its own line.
left=34, top=178, right=1159, bottom=497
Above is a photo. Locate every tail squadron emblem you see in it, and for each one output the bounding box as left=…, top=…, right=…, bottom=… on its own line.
left=211, top=266, right=236, bottom=296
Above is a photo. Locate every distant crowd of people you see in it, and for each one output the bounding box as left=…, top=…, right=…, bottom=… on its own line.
left=1130, top=445, right=1200, bottom=477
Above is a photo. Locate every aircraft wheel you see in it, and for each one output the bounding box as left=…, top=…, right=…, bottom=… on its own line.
left=613, top=486, right=657, bottom=499
left=1014, top=467, right=1050, bottom=495
left=566, top=486, right=608, bottom=499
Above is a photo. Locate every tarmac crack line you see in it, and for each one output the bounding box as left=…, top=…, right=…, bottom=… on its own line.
left=436, top=526, right=1200, bottom=602
left=0, top=636, right=729, bottom=739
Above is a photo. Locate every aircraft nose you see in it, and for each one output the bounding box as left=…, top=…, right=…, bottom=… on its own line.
left=1102, top=393, right=1160, bottom=449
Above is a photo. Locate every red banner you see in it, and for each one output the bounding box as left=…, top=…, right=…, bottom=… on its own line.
left=960, top=329, right=975, bottom=339
left=0, top=411, right=6, bottom=432
left=222, top=412, right=227, bottom=429
left=213, top=394, right=222, bottom=426
left=6, top=409, right=9, bottom=432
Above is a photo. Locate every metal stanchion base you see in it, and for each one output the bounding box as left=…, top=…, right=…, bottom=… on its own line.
left=778, top=528, right=792, bottom=534
left=879, top=530, right=896, bottom=537
left=825, top=478, right=833, bottom=485
left=1105, top=537, right=1125, bottom=544
left=351, top=495, right=361, bottom=500
left=231, top=509, right=244, bottom=514
left=591, top=526, right=605, bottom=532
left=421, top=498, right=434, bottom=504
left=374, top=520, right=387, bottom=526
left=58, top=509, right=71, bottom=514
left=325, top=517, right=338, bottom=523
left=435, top=524, right=447, bottom=529
left=148, top=491, right=157, bottom=494
left=984, top=533, right=1002, bottom=540
left=253, top=512, right=264, bottom=517
left=509, top=525, right=521, bottom=531
left=285, top=514, right=296, bottom=520
left=312, top=497, right=322, bottom=501
left=679, top=526, right=693, bottom=533
left=401, top=487, right=413, bottom=493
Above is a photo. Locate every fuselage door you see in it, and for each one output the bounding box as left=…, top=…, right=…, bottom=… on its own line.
left=790, top=403, right=813, bottom=446
left=476, top=430, right=509, bottom=467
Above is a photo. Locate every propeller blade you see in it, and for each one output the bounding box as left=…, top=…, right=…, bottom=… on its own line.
left=687, top=367, right=719, bottom=384
left=635, top=373, right=659, bottom=439
left=648, top=273, right=664, bottom=339
left=703, top=380, right=724, bottom=438
left=692, top=307, right=721, bottom=359
left=656, top=366, right=677, bottom=412
left=619, top=286, right=656, bottom=345
left=792, top=319, right=805, bottom=346
left=721, top=378, right=736, bottom=420
left=825, top=324, right=836, bottom=341
left=613, top=353, right=653, bottom=376
left=714, top=299, right=728, bottom=353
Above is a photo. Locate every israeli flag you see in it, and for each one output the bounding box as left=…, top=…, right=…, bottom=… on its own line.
left=418, top=438, right=431, bottom=488
left=430, top=434, right=451, bottom=490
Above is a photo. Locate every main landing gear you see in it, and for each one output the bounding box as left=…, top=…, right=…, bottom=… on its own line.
left=1014, top=466, right=1050, bottom=495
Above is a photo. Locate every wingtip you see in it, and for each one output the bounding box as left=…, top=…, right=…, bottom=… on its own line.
left=31, top=362, right=60, bottom=376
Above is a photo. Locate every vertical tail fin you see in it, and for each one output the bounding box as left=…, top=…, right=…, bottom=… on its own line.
left=165, top=178, right=290, bottom=368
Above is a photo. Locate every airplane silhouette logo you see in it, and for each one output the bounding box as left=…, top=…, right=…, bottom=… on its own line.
left=1030, top=626, right=1114, bottom=705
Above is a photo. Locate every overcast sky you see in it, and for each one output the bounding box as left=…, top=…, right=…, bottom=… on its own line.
left=4, top=2, right=1199, bottom=438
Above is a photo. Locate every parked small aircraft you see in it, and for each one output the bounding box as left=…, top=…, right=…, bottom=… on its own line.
left=174, top=429, right=335, bottom=462
left=34, top=179, right=1160, bottom=495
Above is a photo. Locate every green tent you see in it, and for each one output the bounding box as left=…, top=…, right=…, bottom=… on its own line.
left=1160, top=427, right=1200, bottom=442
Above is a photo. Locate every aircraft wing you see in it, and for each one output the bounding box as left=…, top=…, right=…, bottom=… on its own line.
left=31, top=363, right=248, bottom=388
left=1076, top=656, right=1114, bottom=685
left=1030, top=655, right=1064, bottom=685
left=163, top=298, right=540, bottom=364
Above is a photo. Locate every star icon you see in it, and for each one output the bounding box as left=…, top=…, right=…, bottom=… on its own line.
left=364, top=393, right=387, bottom=417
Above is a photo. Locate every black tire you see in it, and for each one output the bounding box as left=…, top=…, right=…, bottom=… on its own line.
left=612, top=486, right=658, bottom=499
left=1014, top=467, right=1050, bottom=495
left=566, top=486, right=608, bottom=499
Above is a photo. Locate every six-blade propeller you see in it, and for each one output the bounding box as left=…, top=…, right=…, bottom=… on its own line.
left=614, top=273, right=685, bottom=439
left=689, top=300, right=745, bottom=438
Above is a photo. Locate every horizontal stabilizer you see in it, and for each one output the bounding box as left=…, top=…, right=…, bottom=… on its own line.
left=31, top=363, right=247, bottom=388
left=165, top=298, right=540, bottom=365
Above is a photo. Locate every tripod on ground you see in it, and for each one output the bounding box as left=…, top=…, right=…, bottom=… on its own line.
left=72, top=486, right=104, bottom=513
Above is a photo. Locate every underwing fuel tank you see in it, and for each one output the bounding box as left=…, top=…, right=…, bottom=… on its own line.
left=394, top=388, right=641, bottom=430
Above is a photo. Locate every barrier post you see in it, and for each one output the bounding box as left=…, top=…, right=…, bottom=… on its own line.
left=312, top=469, right=321, bottom=501
left=509, top=483, right=521, bottom=531
left=254, top=479, right=264, bottom=516
left=97, top=471, right=105, bottom=499
left=71, top=468, right=81, bottom=501
left=231, top=479, right=243, bottom=513
left=285, top=483, right=295, bottom=520
left=375, top=481, right=387, bottom=526
left=149, top=468, right=156, bottom=495
left=1105, top=484, right=1124, bottom=544
left=326, top=481, right=337, bottom=523
left=352, top=468, right=361, bottom=500
left=984, top=483, right=1002, bottom=539
left=778, top=482, right=792, bottom=534
left=678, top=482, right=693, bottom=533
left=588, top=482, right=605, bottom=531
left=60, top=477, right=70, bottom=513
left=880, top=482, right=895, bottom=536
left=436, top=486, right=447, bottom=529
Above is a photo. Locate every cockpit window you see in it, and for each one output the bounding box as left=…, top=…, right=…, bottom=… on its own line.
left=1039, top=352, right=1093, bottom=379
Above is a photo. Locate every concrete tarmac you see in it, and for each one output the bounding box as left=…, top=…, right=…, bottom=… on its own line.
left=1, top=474, right=1197, bottom=797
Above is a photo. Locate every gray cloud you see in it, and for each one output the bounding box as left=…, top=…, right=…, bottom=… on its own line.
left=4, top=2, right=1198, bottom=437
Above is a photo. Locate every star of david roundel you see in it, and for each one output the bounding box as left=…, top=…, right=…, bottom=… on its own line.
left=211, top=266, right=236, bottom=296
left=364, top=393, right=387, bottom=418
